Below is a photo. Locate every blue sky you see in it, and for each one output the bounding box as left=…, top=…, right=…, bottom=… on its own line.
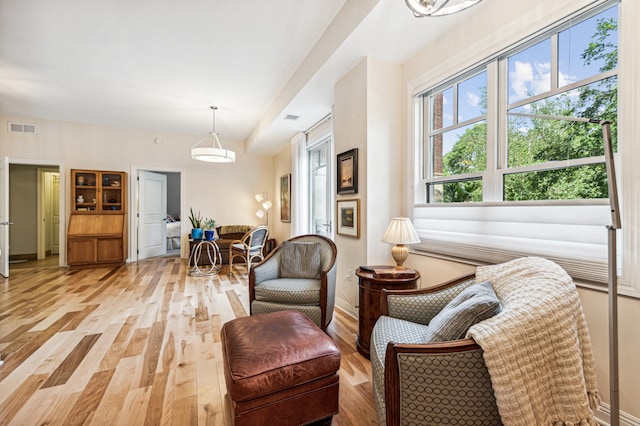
left=434, top=5, right=617, bottom=163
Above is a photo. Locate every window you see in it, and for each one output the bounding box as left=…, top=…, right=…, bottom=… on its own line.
left=419, top=4, right=618, bottom=204
left=424, top=71, right=487, bottom=203
left=412, top=2, right=620, bottom=284
left=308, top=140, right=332, bottom=237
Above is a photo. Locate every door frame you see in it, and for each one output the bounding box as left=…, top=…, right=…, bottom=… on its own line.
left=129, top=165, right=185, bottom=261
left=8, top=158, right=66, bottom=267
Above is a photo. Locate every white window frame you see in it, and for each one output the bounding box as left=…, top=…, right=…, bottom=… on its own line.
left=407, top=0, right=640, bottom=297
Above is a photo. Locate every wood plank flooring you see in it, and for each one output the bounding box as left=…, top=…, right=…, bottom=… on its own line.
left=0, top=257, right=378, bottom=425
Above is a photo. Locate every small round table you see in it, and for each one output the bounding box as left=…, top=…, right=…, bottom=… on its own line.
left=188, top=239, right=222, bottom=276
left=355, top=266, right=420, bottom=359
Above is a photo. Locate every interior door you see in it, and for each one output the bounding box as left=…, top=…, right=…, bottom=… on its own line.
left=138, top=170, right=167, bottom=260
left=0, top=157, right=10, bottom=277
left=51, top=173, right=60, bottom=255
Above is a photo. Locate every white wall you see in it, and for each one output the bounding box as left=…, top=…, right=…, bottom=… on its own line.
left=1, top=114, right=273, bottom=262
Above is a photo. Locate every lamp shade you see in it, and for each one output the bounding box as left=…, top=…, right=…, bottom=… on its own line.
left=382, top=217, right=421, bottom=245
left=191, top=144, right=236, bottom=163
left=191, top=106, right=236, bottom=163
left=405, top=0, right=481, bottom=17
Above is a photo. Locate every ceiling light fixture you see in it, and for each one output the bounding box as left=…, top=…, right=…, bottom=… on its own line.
left=405, top=0, right=481, bottom=17
left=191, top=106, right=236, bottom=163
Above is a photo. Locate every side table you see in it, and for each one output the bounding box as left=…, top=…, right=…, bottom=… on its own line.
left=355, top=266, right=420, bottom=359
left=188, top=240, right=221, bottom=276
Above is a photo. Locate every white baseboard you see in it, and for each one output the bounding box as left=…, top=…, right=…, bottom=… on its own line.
left=596, top=403, right=640, bottom=426
left=335, top=296, right=358, bottom=319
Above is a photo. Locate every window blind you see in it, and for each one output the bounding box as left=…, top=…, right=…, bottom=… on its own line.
left=412, top=202, right=614, bottom=283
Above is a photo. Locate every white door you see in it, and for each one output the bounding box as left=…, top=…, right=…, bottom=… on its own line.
left=138, top=170, right=167, bottom=260
left=51, top=173, right=60, bottom=255
left=0, top=157, right=10, bottom=277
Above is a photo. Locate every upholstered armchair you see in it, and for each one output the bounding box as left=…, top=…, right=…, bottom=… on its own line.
left=371, top=273, right=502, bottom=426
left=249, top=234, right=337, bottom=331
left=229, top=225, right=269, bottom=273
left=372, top=257, right=601, bottom=426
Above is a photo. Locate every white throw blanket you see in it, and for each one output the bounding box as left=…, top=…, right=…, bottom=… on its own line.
left=468, top=257, right=600, bottom=425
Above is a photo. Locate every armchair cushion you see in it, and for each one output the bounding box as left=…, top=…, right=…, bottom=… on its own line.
left=254, top=278, right=321, bottom=305
left=279, top=241, right=322, bottom=279
left=424, top=281, right=501, bottom=343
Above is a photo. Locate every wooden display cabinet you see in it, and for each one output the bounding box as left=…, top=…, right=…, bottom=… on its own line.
left=71, top=169, right=126, bottom=213
left=68, top=169, right=128, bottom=268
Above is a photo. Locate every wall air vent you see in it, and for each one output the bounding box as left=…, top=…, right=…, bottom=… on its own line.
left=8, top=122, right=37, bottom=135
left=284, top=114, right=300, bottom=121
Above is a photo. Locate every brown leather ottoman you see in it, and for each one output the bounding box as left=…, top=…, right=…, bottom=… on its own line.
left=221, top=310, right=341, bottom=426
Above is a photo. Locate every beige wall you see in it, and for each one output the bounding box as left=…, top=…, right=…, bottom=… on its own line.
left=1, top=114, right=273, bottom=262
left=332, top=57, right=404, bottom=317
left=271, top=144, right=292, bottom=245
left=8, top=165, right=38, bottom=255
left=333, top=58, right=369, bottom=315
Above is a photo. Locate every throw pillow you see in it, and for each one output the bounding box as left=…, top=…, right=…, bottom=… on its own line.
left=279, top=241, right=322, bottom=279
left=424, top=281, right=501, bottom=343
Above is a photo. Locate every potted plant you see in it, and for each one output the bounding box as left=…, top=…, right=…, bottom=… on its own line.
left=203, top=218, right=216, bottom=240
left=189, top=208, right=203, bottom=240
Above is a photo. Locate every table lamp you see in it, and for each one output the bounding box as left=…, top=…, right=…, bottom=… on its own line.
left=382, top=217, right=421, bottom=269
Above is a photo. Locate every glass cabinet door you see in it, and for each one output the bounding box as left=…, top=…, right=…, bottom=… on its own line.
left=73, top=171, right=98, bottom=212
left=100, top=172, right=123, bottom=212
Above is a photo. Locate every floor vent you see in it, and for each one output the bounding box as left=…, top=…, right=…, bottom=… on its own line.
left=8, top=122, right=37, bottom=135
left=284, top=114, right=300, bottom=121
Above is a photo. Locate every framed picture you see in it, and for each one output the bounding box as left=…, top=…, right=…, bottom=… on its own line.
left=337, top=198, right=360, bottom=238
left=337, top=148, right=358, bottom=194
left=280, top=173, right=291, bottom=223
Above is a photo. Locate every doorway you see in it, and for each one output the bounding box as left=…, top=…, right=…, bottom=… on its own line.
left=5, top=162, right=64, bottom=275
left=132, top=167, right=182, bottom=261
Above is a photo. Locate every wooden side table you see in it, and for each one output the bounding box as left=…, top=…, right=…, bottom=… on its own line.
left=355, top=266, right=420, bottom=359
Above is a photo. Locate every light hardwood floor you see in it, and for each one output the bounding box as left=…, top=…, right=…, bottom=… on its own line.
left=0, top=257, right=378, bottom=425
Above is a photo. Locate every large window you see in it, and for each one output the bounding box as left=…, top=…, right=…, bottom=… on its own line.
left=412, top=2, right=621, bottom=284
left=420, top=4, right=618, bottom=204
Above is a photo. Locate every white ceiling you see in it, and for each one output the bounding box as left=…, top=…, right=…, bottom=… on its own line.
left=0, top=0, right=476, bottom=155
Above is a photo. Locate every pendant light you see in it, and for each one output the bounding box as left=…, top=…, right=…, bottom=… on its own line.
left=191, top=106, right=236, bottom=163
left=405, top=0, right=481, bottom=17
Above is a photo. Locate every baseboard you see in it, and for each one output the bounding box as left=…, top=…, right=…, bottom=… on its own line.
left=9, top=253, right=37, bottom=261
left=335, top=297, right=357, bottom=320
left=594, top=403, right=639, bottom=426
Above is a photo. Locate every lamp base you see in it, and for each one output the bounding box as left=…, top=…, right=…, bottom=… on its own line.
left=391, top=244, right=409, bottom=269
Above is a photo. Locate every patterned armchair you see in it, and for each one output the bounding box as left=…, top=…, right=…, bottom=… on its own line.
left=248, top=234, right=337, bottom=331
left=371, top=273, right=502, bottom=426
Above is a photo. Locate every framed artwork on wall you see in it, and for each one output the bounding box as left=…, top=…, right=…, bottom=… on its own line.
left=280, top=173, right=291, bottom=223
left=337, top=198, right=360, bottom=238
left=337, top=148, right=358, bottom=194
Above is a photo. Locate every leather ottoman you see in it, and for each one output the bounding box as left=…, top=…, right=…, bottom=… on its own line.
left=221, top=310, right=341, bottom=425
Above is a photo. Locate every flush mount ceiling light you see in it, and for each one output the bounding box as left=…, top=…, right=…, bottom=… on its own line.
left=191, top=106, right=236, bottom=163
left=405, top=0, right=481, bottom=17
